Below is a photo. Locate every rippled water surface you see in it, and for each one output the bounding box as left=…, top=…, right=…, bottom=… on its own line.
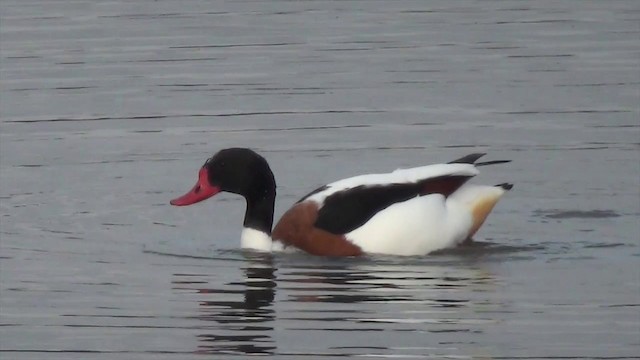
left=1, top=0, right=639, bottom=359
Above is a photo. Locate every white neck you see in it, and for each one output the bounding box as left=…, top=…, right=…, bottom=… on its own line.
left=240, top=227, right=273, bottom=252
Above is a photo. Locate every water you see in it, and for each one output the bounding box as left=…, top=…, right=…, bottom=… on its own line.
left=1, top=0, right=639, bottom=359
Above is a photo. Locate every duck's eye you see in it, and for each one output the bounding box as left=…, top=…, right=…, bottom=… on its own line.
left=194, top=185, right=201, bottom=194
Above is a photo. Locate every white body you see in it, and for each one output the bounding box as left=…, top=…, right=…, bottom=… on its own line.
left=344, top=184, right=509, bottom=255
left=346, top=194, right=473, bottom=256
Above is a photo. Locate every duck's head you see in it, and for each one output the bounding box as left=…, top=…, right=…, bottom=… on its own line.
left=170, top=148, right=275, bottom=206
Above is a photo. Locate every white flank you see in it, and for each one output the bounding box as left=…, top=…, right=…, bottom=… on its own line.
left=345, top=184, right=510, bottom=256
left=306, top=163, right=479, bottom=204
left=346, top=194, right=473, bottom=256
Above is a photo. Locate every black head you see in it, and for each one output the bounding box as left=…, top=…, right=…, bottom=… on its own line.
left=170, top=148, right=276, bottom=206
left=204, top=148, right=275, bottom=198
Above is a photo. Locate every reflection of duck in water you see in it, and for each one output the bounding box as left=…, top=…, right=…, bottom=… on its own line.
left=281, top=260, right=494, bottom=307
left=171, top=148, right=512, bottom=256
left=174, top=254, right=277, bottom=356
left=173, top=254, right=497, bottom=356
left=276, top=258, right=499, bottom=352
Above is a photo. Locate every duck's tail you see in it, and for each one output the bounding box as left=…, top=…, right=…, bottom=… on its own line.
left=450, top=183, right=513, bottom=241
left=448, top=153, right=511, bottom=167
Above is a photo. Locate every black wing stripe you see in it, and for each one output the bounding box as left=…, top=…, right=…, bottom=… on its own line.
left=419, top=175, right=473, bottom=197
left=314, top=175, right=473, bottom=235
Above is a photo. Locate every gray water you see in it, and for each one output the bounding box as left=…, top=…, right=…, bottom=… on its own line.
left=1, top=1, right=639, bottom=359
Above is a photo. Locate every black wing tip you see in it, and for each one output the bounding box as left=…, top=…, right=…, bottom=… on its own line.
left=496, top=182, right=514, bottom=191
left=476, top=159, right=512, bottom=167
left=296, top=184, right=329, bottom=203
left=448, top=153, right=487, bottom=164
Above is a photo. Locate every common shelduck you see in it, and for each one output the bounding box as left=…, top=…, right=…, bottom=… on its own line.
left=170, top=148, right=512, bottom=256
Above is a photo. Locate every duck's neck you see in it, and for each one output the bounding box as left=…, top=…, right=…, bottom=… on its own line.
left=244, top=189, right=276, bottom=234
left=241, top=187, right=276, bottom=250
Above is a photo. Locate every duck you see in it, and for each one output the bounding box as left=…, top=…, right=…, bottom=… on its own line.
left=170, top=148, right=512, bottom=256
